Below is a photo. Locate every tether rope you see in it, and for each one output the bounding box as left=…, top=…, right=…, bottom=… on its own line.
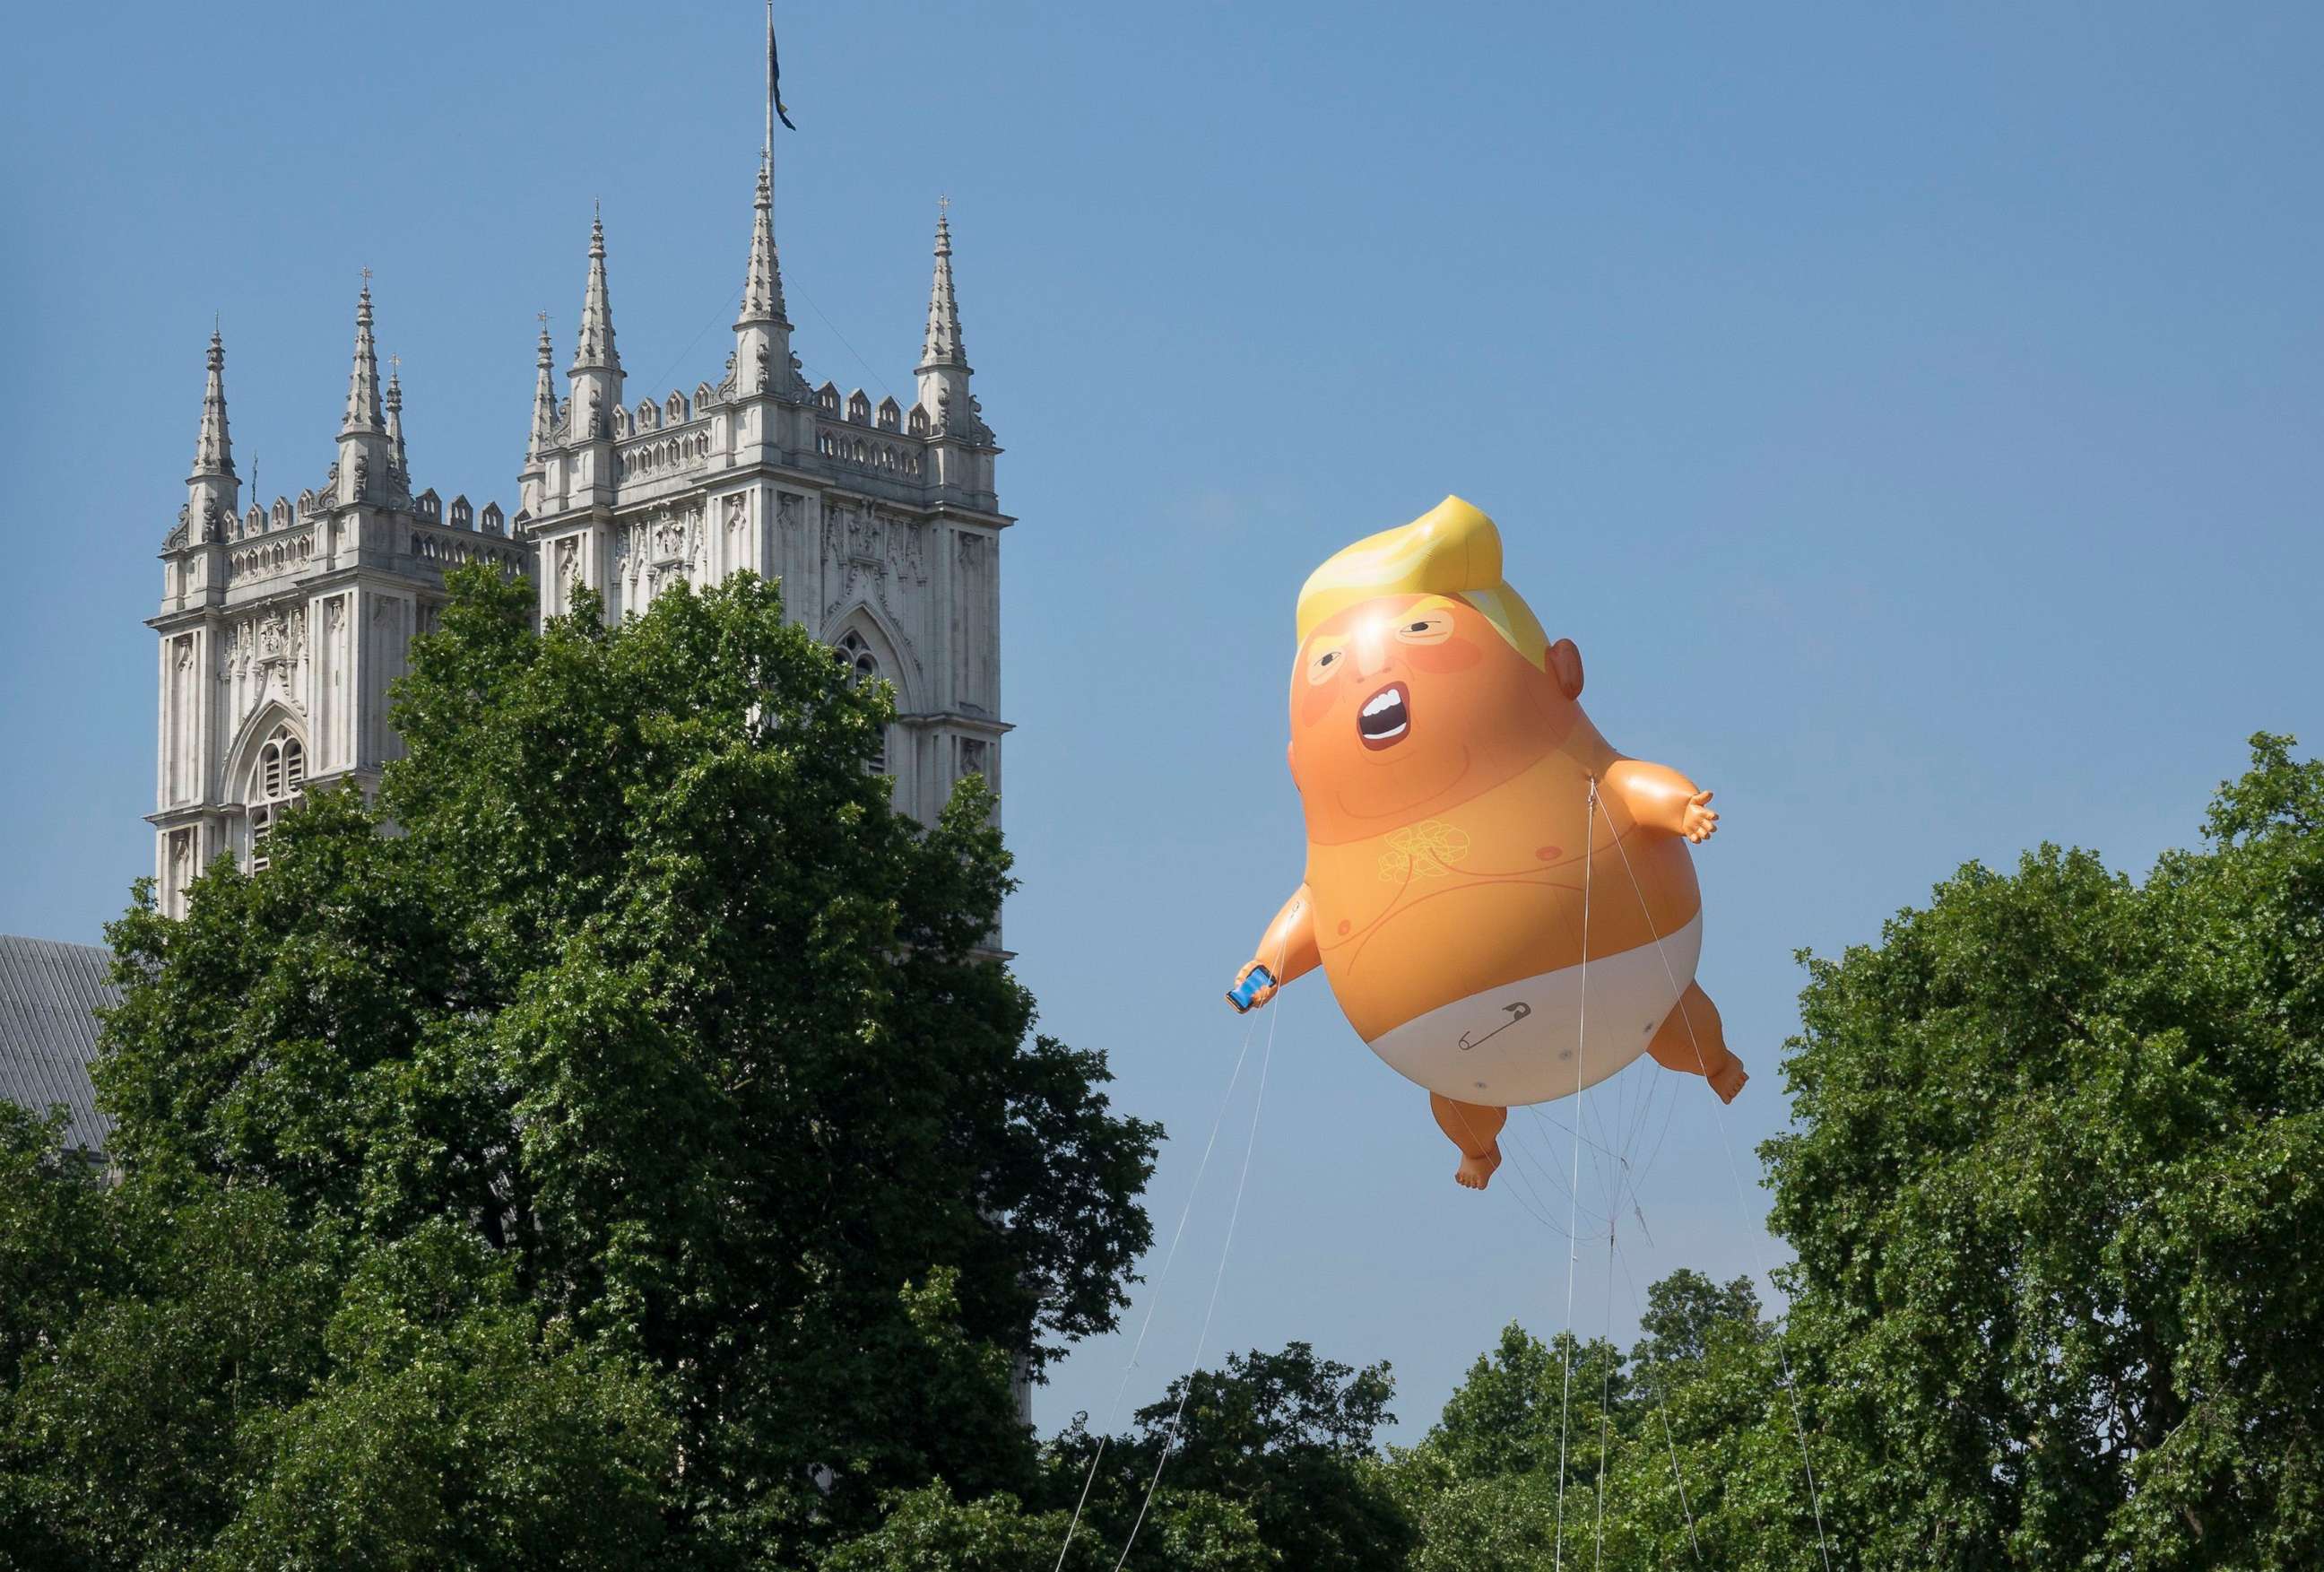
left=1106, top=946, right=1288, bottom=1571
left=1592, top=792, right=1834, bottom=1571
left=1614, top=1235, right=1705, bottom=1565
left=1592, top=1211, right=1623, bottom=1568
left=631, top=272, right=904, bottom=432
left=1551, top=777, right=1598, bottom=1570
left=1480, top=1054, right=1704, bottom=1567
left=637, top=286, right=745, bottom=408
left=1448, top=1096, right=1591, bottom=1241
left=1047, top=942, right=1279, bottom=1570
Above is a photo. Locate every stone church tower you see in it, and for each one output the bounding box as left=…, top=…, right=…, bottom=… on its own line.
left=522, top=169, right=1007, bottom=831
left=151, top=161, right=1009, bottom=918
left=149, top=293, right=528, bottom=916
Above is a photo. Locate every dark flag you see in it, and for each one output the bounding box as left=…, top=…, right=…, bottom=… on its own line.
left=768, top=3, right=796, bottom=132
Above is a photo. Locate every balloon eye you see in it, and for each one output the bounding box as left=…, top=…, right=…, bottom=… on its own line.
left=1319, top=651, right=1338, bottom=666
left=1407, top=622, right=1428, bottom=634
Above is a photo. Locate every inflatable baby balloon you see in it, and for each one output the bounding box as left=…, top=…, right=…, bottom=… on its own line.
left=1228, top=497, right=1746, bottom=1191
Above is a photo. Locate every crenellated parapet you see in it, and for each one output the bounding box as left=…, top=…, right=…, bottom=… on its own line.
left=619, top=423, right=717, bottom=482
left=226, top=525, right=317, bottom=586
left=815, top=420, right=926, bottom=482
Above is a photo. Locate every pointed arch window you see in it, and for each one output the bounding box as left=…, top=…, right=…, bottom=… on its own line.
left=836, top=630, right=889, bottom=774
left=247, top=724, right=307, bottom=872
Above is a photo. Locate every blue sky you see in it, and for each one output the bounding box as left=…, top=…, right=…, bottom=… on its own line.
left=3, top=3, right=2319, bottom=1443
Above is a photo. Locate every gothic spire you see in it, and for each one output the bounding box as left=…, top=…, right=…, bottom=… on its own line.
left=182, top=323, right=240, bottom=535
left=734, top=159, right=790, bottom=329
left=527, top=315, right=559, bottom=462
left=383, top=357, right=409, bottom=483
left=917, top=200, right=968, bottom=373
left=342, top=276, right=386, bottom=436
left=342, top=278, right=387, bottom=436
left=571, top=206, right=620, bottom=375
left=334, top=276, right=396, bottom=506
left=189, top=326, right=234, bottom=480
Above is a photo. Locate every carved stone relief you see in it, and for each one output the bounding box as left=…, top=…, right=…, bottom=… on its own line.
left=846, top=505, right=885, bottom=564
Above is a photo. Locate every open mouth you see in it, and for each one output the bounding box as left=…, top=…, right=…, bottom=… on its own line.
left=1357, top=682, right=1410, bottom=750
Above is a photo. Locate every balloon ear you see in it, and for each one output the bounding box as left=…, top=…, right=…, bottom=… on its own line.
left=1548, top=638, right=1584, bottom=699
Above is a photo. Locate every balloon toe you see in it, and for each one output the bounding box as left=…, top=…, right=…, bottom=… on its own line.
left=1711, top=1055, right=1748, bottom=1104
left=1454, top=1147, right=1502, bottom=1190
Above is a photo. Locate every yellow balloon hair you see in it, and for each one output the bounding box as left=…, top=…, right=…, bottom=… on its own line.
left=1295, top=495, right=1550, bottom=668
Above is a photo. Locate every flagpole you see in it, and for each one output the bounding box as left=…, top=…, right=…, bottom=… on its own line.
left=764, top=0, right=775, bottom=165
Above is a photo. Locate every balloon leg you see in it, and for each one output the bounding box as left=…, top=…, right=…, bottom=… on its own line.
left=1430, top=1094, right=1506, bottom=1191
left=1645, top=981, right=1748, bottom=1103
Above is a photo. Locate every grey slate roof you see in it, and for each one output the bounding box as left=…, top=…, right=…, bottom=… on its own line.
left=0, top=935, right=117, bottom=1152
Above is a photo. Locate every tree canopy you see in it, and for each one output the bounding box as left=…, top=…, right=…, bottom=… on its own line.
left=3, top=567, right=1160, bottom=1568
left=1041, top=1341, right=1412, bottom=1572
left=2, top=560, right=2315, bottom=1572
left=1764, top=733, right=2324, bottom=1567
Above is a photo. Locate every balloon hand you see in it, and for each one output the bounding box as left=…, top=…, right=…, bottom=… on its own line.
left=1680, top=791, right=1720, bottom=844
left=1229, top=960, right=1279, bottom=1012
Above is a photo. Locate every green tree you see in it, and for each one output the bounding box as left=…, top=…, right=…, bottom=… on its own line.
left=0, top=1105, right=118, bottom=1395
left=1425, top=1324, right=1628, bottom=1483
left=819, top=1480, right=1273, bottom=1572
left=206, top=1220, right=675, bottom=1570
left=0, top=1155, right=339, bottom=1568
left=1765, top=734, right=2324, bottom=1568
left=1386, top=1278, right=1815, bottom=1572
left=1618, top=1278, right=1821, bottom=1571
left=1051, top=1342, right=1413, bottom=1572
left=1391, top=1324, right=1635, bottom=1572
left=1632, top=1267, right=1762, bottom=1374
left=14, top=567, right=1158, bottom=1567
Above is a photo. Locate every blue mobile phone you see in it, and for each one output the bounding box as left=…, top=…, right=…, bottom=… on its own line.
left=1227, top=965, right=1276, bottom=1013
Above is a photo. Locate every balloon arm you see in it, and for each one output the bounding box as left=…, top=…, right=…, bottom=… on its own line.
left=1602, top=760, right=1721, bottom=844
left=1234, top=884, right=1320, bottom=1009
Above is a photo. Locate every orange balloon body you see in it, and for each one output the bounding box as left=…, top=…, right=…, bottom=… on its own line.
left=1234, top=498, right=1744, bottom=1186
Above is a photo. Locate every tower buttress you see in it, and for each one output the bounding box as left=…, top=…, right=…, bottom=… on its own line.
left=568, top=209, right=622, bottom=442
left=914, top=202, right=974, bottom=436
left=187, top=327, right=238, bottom=534
left=914, top=202, right=997, bottom=507
left=337, top=279, right=394, bottom=507
left=733, top=159, right=794, bottom=403
left=383, top=357, right=410, bottom=499
left=520, top=315, right=559, bottom=517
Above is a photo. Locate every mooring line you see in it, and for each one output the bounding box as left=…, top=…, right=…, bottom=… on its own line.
left=1048, top=937, right=1285, bottom=1570
left=1552, top=777, right=1599, bottom=1570
left=1106, top=954, right=1288, bottom=1571
left=1593, top=792, right=1833, bottom=1571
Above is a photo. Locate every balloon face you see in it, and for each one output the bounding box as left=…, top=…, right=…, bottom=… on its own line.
left=1288, top=593, right=1579, bottom=844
